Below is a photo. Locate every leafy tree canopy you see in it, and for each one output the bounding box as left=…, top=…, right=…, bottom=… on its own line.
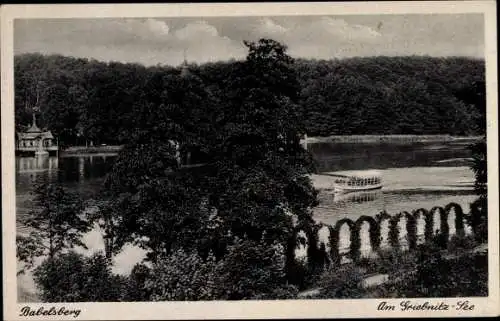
left=14, top=51, right=485, bottom=145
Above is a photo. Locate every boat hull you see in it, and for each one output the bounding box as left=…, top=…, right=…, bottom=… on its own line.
left=333, top=184, right=383, bottom=194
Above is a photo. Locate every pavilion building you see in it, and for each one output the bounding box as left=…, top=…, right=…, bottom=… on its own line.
left=16, top=114, right=58, bottom=156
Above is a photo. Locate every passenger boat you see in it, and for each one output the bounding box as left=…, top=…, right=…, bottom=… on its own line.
left=326, top=170, right=383, bottom=193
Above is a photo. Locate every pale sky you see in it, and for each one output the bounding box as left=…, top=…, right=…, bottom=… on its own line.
left=14, top=14, right=484, bottom=66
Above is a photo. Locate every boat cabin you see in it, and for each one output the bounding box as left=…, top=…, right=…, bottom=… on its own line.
left=329, top=170, right=383, bottom=193
left=335, top=176, right=382, bottom=187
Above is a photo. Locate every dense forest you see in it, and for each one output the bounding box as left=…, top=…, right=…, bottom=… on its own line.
left=14, top=53, right=485, bottom=146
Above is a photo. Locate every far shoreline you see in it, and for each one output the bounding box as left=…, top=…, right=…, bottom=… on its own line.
left=60, top=145, right=124, bottom=157
left=302, top=134, right=483, bottom=145
left=56, top=135, right=483, bottom=157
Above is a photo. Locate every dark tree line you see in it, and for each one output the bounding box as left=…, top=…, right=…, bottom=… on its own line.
left=293, top=56, right=485, bottom=136
left=15, top=53, right=485, bottom=146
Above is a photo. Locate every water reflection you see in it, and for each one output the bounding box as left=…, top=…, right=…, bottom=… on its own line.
left=332, top=190, right=384, bottom=206
left=15, top=141, right=473, bottom=187
left=16, top=156, right=59, bottom=174
left=16, top=157, right=60, bottom=191
left=16, top=155, right=116, bottom=185
left=16, top=155, right=117, bottom=215
left=56, top=155, right=116, bottom=183
left=317, top=190, right=386, bottom=224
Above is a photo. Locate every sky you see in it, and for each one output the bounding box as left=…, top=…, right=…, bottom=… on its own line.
left=14, top=14, right=484, bottom=67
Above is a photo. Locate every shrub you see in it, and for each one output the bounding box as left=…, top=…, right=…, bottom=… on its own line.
left=447, top=235, right=477, bottom=253
left=213, top=239, right=298, bottom=300
left=374, top=242, right=488, bottom=298
left=145, top=248, right=218, bottom=301
left=313, top=265, right=366, bottom=299
left=144, top=239, right=298, bottom=301
left=468, top=197, right=488, bottom=243
left=375, top=248, right=417, bottom=277
left=123, top=263, right=153, bottom=302
left=468, top=138, right=487, bottom=242
left=409, top=245, right=488, bottom=297
left=33, top=251, right=125, bottom=302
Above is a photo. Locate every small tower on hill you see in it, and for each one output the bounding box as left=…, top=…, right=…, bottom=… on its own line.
left=180, top=49, right=190, bottom=77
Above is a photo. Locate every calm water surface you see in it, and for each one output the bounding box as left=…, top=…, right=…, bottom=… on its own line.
left=16, top=141, right=478, bottom=227
left=310, top=141, right=476, bottom=224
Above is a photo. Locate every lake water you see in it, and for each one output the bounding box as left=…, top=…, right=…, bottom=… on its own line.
left=16, top=141, right=478, bottom=231
left=15, top=141, right=479, bottom=300
left=308, top=140, right=477, bottom=219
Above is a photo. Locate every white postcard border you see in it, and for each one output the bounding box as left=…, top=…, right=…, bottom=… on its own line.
left=2, top=1, right=499, bottom=319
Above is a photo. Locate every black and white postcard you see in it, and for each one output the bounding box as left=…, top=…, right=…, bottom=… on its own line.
left=2, top=1, right=499, bottom=319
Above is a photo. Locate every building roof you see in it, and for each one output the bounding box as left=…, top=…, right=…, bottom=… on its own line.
left=26, top=113, right=43, bottom=133
left=26, top=122, right=42, bottom=133
left=17, top=113, right=55, bottom=140
left=17, top=131, right=54, bottom=140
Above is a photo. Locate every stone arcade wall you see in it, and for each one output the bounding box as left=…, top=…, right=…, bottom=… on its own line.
left=289, top=202, right=477, bottom=270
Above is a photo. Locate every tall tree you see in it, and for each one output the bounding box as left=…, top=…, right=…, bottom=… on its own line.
left=100, top=39, right=318, bottom=271
left=99, top=66, right=217, bottom=260
left=16, top=182, right=91, bottom=273
left=454, top=81, right=487, bottom=241
left=205, top=38, right=317, bottom=245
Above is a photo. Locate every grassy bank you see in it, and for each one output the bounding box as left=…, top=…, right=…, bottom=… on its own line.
left=61, top=145, right=124, bottom=155
left=303, top=135, right=483, bottom=145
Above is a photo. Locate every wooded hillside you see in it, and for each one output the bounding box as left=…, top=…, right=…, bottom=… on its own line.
left=15, top=53, right=485, bottom=145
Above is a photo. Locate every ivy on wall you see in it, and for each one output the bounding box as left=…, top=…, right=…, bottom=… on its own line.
left=290, top=202, right=470, bottom=274
left=388, top=213, right=402, bottom=249
left=284, top=202, right=476, bottom=291
left=404, top=211, right=417, bottom=250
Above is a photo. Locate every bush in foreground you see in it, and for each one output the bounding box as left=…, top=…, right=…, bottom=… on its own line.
left=145, top=239, right=299, bottom=301
left=33, top=251, right=125, bottom=302
left=309, top=234, right=487, bottom=299
left=370, top=239, right=488, bottom=298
